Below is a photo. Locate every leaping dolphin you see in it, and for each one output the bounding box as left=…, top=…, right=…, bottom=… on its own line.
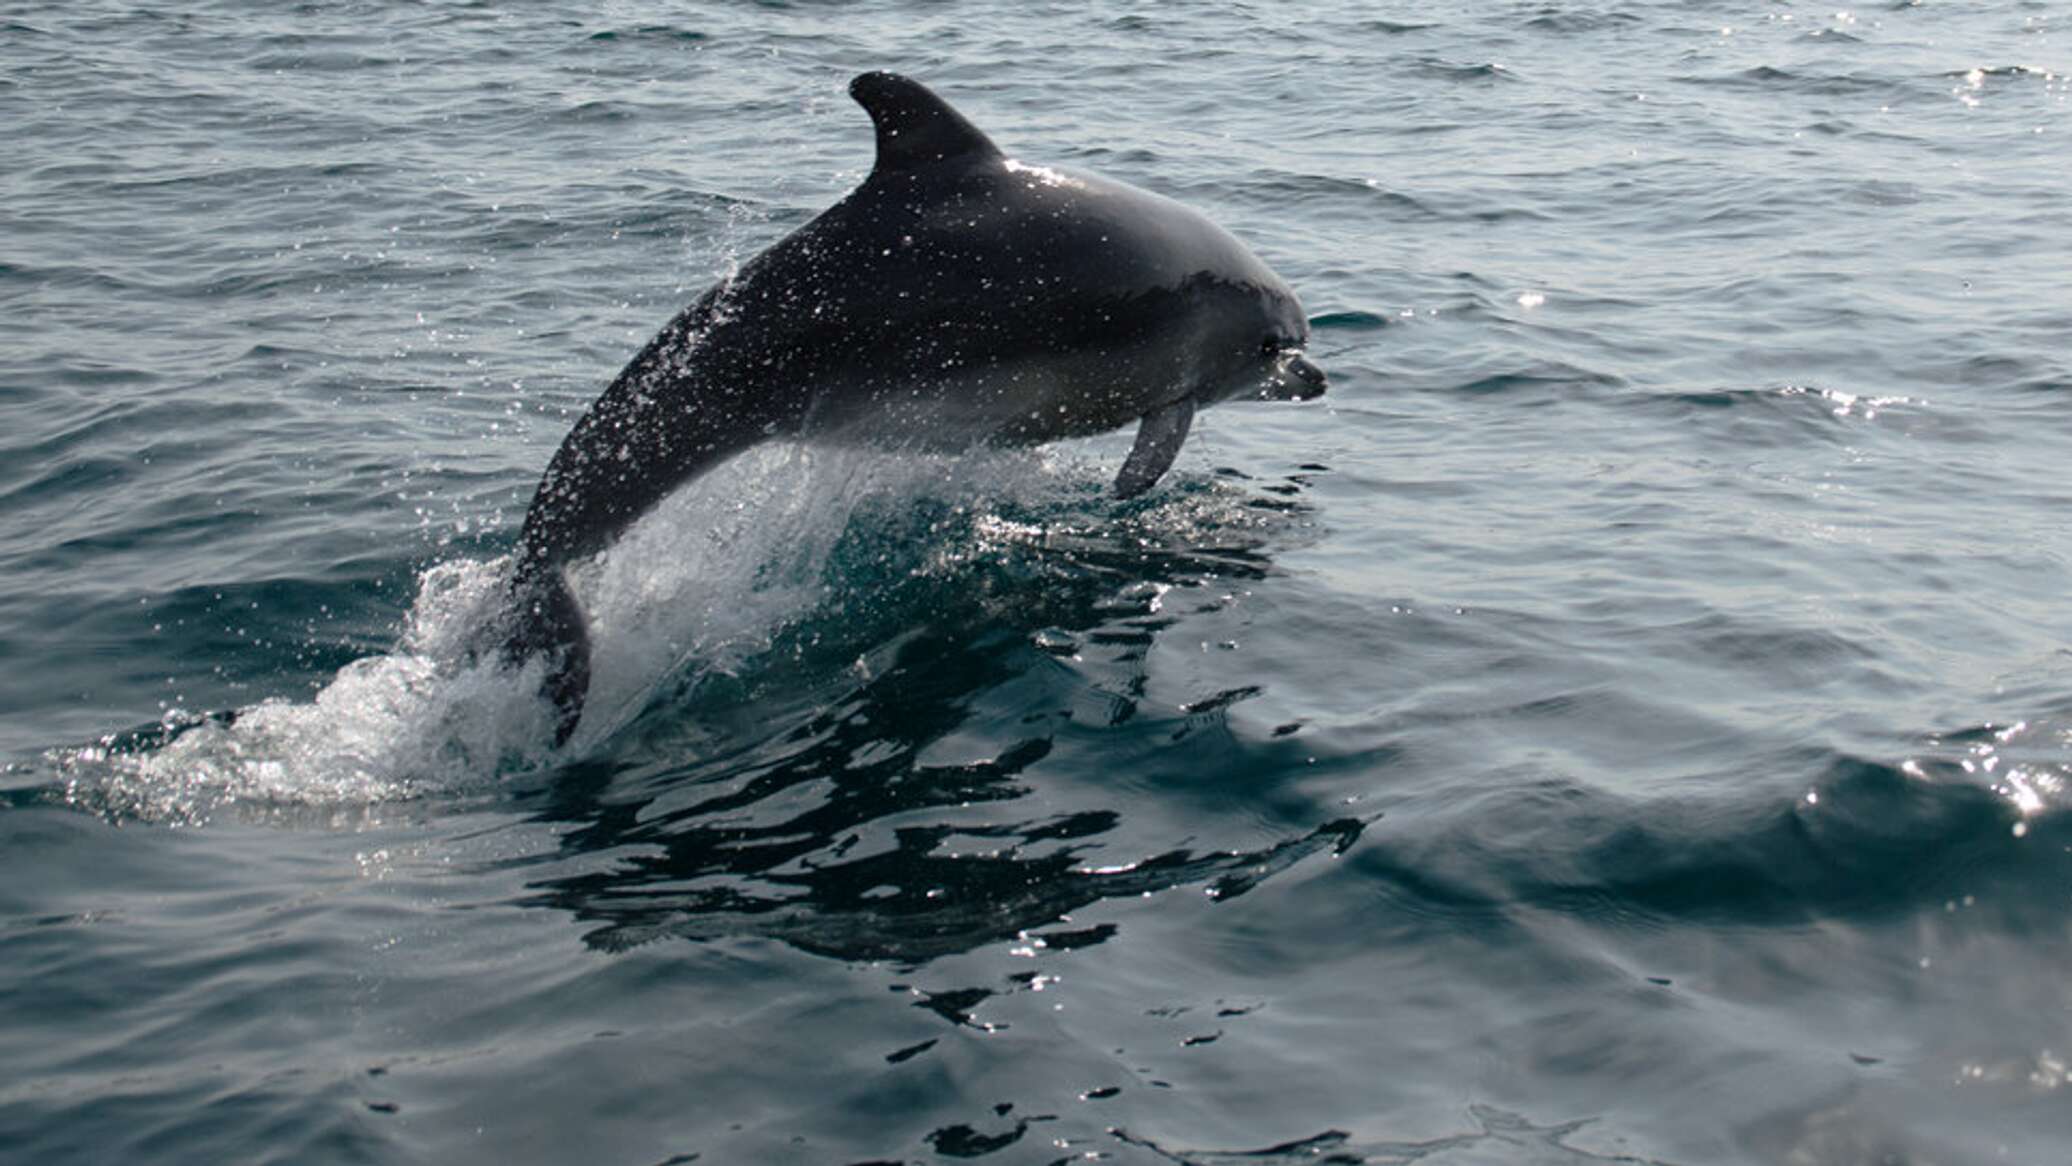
left=505, top=71, right=1326, bottom=743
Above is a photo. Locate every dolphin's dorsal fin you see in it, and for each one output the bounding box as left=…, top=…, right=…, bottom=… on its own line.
left=849, top=72, right=1002, bottom=176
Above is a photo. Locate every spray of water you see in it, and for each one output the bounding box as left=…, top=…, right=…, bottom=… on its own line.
left=44, top=443, right=1113, bottom=824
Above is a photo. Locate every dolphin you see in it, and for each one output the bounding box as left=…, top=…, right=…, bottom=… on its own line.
left=504, top=71, right=1325, bottom=742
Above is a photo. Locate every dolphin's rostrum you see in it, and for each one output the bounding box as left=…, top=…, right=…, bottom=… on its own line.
left=505, top=72, right=1326, bottom=743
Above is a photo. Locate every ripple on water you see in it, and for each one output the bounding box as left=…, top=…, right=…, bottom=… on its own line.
left=7, top=3, right=2072, bottom=1161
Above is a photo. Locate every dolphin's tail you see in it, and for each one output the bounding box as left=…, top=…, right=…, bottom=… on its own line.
left=503, top=562, right=591, bottom=746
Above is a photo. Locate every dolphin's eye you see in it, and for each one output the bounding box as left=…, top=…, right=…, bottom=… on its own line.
left=1260, top=335, right=1283, bottom=358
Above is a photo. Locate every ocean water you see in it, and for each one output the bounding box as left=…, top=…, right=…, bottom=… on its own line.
left=3, top=1, right=2069, bottom=1161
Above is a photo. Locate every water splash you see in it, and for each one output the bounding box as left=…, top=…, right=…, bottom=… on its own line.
left=39, top=444, right=1295, bottom=826
left=48, top=553, right=553, bottom=825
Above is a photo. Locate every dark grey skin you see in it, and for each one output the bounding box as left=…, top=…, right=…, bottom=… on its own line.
left=506, top=72, right=1326, bottom=743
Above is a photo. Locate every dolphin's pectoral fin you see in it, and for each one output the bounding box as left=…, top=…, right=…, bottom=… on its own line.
left=1114, top=396, right=1197, bottom=499
left=503, top=565, right=592, bottom=747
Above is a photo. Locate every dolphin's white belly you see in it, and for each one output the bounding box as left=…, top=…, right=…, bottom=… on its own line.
left=797, top=339, right=1190, bottom=451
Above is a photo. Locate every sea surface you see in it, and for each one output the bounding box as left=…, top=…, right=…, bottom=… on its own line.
left=3, top=2, right=2070, bottom=1163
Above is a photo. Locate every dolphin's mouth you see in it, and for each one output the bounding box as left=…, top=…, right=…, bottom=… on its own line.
left=1259, top=351, right=1328, bottom=401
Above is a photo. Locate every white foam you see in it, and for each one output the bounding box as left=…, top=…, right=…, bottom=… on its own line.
left=49, top=443, right=1074, bottom=824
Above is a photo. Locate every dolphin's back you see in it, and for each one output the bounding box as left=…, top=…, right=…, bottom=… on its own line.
left=692, top=162, right=1296, bottom=444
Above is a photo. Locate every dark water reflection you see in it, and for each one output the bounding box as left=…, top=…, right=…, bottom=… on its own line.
left=513, top=485, right=1364, bottom=964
